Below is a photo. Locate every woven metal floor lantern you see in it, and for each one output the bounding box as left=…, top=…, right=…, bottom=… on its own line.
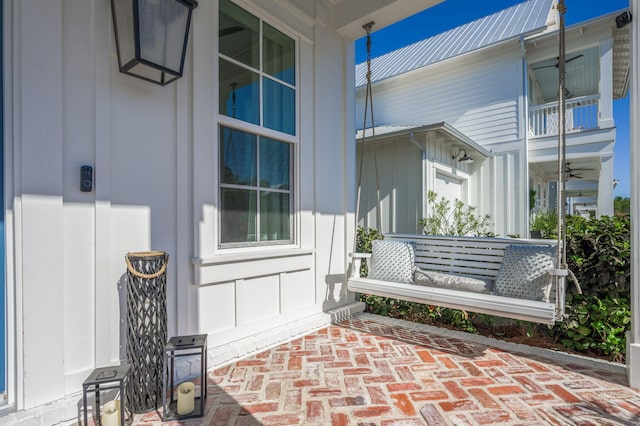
left=125, top=251, right=169, bottom=413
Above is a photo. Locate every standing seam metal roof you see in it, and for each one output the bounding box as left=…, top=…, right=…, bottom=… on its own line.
left=355, top=0, right=555, bottom=87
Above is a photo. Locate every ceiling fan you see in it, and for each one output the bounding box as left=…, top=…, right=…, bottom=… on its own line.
left=554, top=163, right=595, bottom=179
left=566, top=172, right=584, bottom=180
left=564, top=162, right=594, bottom=173
left=532, top=54, right=584, bottom=70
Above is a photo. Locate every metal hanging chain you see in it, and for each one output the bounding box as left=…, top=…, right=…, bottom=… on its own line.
left=355, top=21, right=382, bottom=252
left=557, top=0, right=567, bottom=270
left=556, top=1, right=582, bottom=294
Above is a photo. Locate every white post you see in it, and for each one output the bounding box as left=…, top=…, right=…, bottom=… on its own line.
left=597, top=155, right=614, bottom=217
left=599, top=37, right=615, bottom=129
left=628, top=0, right=640, bottom=390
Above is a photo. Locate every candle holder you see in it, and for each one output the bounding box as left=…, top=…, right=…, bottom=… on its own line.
left=162, top=334, right=207, bottom=420
left=82, top=364, right=131, bottom=426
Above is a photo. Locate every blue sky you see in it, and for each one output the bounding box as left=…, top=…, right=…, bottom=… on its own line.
left=355, top=0, right=631, bottom=197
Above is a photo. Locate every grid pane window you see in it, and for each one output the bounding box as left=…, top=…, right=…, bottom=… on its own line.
left=218, top=1, right=296, bottom=247
left=218, top=0, right=296, bottom=130
left=219, top=127, right=292, bottom=245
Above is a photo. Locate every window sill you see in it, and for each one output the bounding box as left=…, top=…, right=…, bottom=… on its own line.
left=192, top=248, right=314, bottom=266
left=192, top=248, right=315, bottom=285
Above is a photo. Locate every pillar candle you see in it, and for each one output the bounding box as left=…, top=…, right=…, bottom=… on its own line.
left=176, top=381, right=195, bottom=415
left=101, top=400, right=120, bottom=426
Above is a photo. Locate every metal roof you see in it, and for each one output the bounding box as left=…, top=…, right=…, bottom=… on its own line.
left=355, top=0, right=556, bottom=87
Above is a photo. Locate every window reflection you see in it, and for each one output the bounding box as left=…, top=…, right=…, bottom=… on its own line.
left=263, top=23, right=295, bottom=85
left=221, top=188, right=257, bottom=243
left=260, top=192, right=290, bottom=241
left=260, top=137, right=290, bottom=189
left=219, top=59, right=260, bottom=124
left=220, top=127, right=257, bottom=186
left=219, top=0, right=259, bottom=68
left=263, top=78, right=295, bottom=135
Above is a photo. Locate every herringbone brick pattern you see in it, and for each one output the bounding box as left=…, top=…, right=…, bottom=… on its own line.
left=132, top=314, right=640, bottom=425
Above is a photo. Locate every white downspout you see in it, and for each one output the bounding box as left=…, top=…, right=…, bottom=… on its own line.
left=628, top=0, right=640, bottom=390
left=409, top=132, right=427, bottom=233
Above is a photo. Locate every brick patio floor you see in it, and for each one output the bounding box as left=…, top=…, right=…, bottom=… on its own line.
left=131, top=313, right=640, bottom=425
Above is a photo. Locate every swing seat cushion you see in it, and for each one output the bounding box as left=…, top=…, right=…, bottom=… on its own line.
left=494, top=245, right=556, bottom=302
left=413, top=268, right=493, bottom=294
left=368, top=240, right=416, bottom=284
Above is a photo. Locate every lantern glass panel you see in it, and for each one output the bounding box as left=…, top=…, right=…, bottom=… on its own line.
left=138, top=0, right=190, bottom=74
left=112, top=0, right=136, bottom=67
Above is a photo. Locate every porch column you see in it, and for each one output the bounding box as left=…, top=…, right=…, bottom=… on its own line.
left=599, top=37, right=614, bottom=129
left=628, top=0, right=640, bottom=390
left=597, top=155, right=614, bottom=217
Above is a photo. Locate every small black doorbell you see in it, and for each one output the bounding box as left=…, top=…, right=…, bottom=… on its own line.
left=80, top=165, right=93, bottom=192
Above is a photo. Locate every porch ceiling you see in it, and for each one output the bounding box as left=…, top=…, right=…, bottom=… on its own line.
left=530, top=46, right=600, bottom=102
left=527, top=11, right=631, bottom=103
left=531, top=156, right=601, bottom=183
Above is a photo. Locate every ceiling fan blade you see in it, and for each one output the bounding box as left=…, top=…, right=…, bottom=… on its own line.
left=565, top=54, right=584, bottom=64
left=532, top=64, right=556, bottom=70
left=220, top=26, right=245, bottom=37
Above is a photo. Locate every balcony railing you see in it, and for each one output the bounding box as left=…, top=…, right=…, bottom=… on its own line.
left=529, top=94, right=599, bottom=137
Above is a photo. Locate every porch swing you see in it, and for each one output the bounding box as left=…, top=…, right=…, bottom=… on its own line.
left=348, top=7, right=579, bottom=325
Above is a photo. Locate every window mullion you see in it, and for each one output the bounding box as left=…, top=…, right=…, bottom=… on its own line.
left=256, top=137, right=261, bottom=241
left=259, top=18, right=264, bottom=129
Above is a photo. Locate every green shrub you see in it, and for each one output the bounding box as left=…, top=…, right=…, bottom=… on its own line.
left=565, top=215, right=630, bottom=296
left=355, top=227, right=383, bottom=277
left=530, top=210, right=558, bottom=239
left=418, top=191, right=492, bottom=236
left=551, top=293, right=630, bottom=363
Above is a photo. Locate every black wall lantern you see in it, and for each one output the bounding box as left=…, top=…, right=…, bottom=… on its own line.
left=111, top=0, right=198, bottom=86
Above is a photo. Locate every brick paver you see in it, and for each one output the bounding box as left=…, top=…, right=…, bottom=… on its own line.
left=127, top=314, right=640, bottom=425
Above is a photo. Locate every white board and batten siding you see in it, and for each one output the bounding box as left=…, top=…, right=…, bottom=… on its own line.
left=5, top=0, right=359, bottom=414
left=357, top=137, right=423, bottom=234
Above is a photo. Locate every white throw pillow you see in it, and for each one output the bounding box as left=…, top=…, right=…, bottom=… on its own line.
left=367, top=240, right=416, bottom=284
left=494, top=245, right=557, bottom=302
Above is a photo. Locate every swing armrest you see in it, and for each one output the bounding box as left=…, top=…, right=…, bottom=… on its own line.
left=549, top=268, right=568, bottom=276
left=349, top=253, right=371, bottom=279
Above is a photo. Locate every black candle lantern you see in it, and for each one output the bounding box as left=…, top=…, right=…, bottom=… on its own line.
left=82, top=364, right=131, bottom=426
left=110, top=0, right=198, bottom=86
left=162, top=334, right=207, bottom=420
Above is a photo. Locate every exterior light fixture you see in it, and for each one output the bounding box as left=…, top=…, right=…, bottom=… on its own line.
left=453, top=149, right=474, bottom=163
left=616, top=11, right=632, bottom=29
left=110, top=0, right=198, bottom=86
